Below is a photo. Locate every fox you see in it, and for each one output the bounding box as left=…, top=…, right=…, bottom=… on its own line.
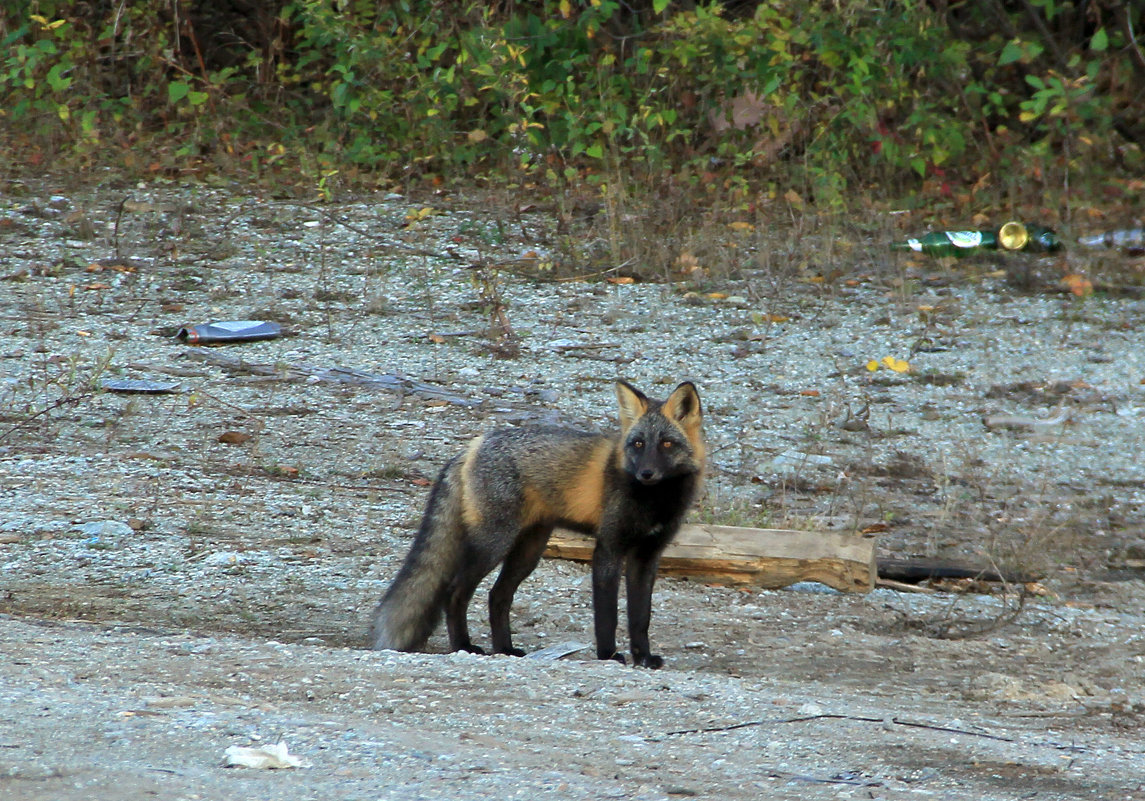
left=368, top=380, right=704, bottom=668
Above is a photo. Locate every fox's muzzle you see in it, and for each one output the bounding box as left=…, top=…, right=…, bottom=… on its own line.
left=636, top=468, right=661, bottom=485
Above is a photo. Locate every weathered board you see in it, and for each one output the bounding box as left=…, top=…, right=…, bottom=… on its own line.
left=545, top=524, right=876, bottom=593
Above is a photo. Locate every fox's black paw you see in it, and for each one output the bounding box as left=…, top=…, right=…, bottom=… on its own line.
left=495, top=647, right=527, bottom=657
left=632, top=652, right=663, bottom=669
left=455, top=643, right=486, bottom=655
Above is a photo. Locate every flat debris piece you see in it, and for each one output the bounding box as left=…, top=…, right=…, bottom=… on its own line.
left=545, top=524, right=875, bottom=593
left=100, top=378, right=182, bottom=394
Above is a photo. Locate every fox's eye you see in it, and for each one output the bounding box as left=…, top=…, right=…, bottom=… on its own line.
left=632, top=439, right=645, bottom=449
left=660, top=440, right=674, bottom=450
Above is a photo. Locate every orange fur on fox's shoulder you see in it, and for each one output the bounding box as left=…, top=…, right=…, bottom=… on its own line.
left=558, top=437, right=613, bottom=527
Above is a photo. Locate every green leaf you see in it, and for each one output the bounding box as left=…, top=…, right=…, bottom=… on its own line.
left=653, top=0, right=670, bottom=12
left=46, top=64, right=71, bottom=92
left=998, top=40, right=1024, bottom=66
left=168, top=81, right=190, bottom=103
left=1090, top=27, right=1108, bottom=52
left=585, top=143, right=604, bottom=159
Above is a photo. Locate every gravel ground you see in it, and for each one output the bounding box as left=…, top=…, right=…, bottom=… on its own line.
left=1, top=180, right=1144, bottom=800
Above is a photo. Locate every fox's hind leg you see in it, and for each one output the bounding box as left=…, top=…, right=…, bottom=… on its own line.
left=444, top=543, right=502, bottom=654
left=488, top=524, right=552, bottom=656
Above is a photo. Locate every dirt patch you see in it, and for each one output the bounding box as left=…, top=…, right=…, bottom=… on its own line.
left=1, top=181, right=1144, bottom=800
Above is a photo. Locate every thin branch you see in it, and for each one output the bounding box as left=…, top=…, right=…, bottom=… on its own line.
left=663, top=712, right=1090, bottom=753
left=0, top=391, right=96, bottom=443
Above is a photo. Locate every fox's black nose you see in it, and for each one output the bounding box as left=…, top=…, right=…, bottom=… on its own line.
left=638, top=469, right=658, bottom=484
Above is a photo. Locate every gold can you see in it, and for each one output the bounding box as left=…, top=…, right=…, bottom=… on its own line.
left=998, top=221, right=1029, bottom=251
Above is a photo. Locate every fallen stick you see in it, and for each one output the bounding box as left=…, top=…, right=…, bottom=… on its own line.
left=181, top=348, right=481, bottom=407
left=545, top=524, right=876, bottom=593
left=875, top=577, right=937, bottom=594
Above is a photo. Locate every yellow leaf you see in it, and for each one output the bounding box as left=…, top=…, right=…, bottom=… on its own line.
left=866, top=360, right=880, bottom=372
left=468, top=129, right=488, bottom=143
left=559, top=0, right=572, bottom=17
left=784, top=189, right=804, bottom=209
left=405, top=207, right=435, bottom=222
left=728, top=221, right=754, bottom=232
left=706, top=292, right=729, bottom=299
left=882, top=356, right=911, bottom=373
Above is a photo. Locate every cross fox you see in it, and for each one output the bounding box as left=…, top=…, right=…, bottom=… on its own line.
left=368, top=380, right=704, bottom=668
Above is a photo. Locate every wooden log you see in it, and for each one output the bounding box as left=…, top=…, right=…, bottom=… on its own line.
left=544, top=524, right=876, bottom=593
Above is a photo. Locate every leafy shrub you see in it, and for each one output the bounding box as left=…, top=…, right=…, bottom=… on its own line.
left=0, top=0, right=1139, bottom=204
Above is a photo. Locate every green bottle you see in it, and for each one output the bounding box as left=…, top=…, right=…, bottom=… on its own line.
left=892, top=229, right=999, bottom=257
left=1023, top=224, right=1062, bottom=253
left=893, top=222, right=1061, bottom=257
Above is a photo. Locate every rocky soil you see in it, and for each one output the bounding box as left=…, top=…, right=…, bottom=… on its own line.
left=1, top=179, right=1143, bottom=800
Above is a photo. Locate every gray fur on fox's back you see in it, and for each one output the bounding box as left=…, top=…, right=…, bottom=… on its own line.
left=368, top=458, right=466, bottom=651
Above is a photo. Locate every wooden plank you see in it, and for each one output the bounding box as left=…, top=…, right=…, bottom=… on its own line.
left=544, top=524, right=876, bottom=593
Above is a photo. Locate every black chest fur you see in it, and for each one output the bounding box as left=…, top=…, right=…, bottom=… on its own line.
left=612, top=471, right=697, bottom=545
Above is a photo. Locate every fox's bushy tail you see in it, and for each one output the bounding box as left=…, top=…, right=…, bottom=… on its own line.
left=368, top=460, right=465, bottom=651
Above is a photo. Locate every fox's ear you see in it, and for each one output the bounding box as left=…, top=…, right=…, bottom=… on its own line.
left=663, top=381, right=702, bottom=424
left=615, top=380, right=649, bottom=431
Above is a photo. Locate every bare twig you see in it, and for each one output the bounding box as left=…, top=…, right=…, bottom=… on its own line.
left=0, top=391, right=96, bottom=442
left=1118, top=3, right=1145, bottom=74
left=926, top=587, right=1030, bottom=640
left=663, top=712, right=1089, bottom=753
left=113, top=196, right=130, bottom=260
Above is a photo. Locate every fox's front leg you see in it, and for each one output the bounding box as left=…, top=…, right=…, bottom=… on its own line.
left=591, top=545, right=626, bottom=664
left=625, top=544, right=664, bottom=669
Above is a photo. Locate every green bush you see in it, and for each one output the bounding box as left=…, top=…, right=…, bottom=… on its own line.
left=0, top=0, right=1139, bottom=202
